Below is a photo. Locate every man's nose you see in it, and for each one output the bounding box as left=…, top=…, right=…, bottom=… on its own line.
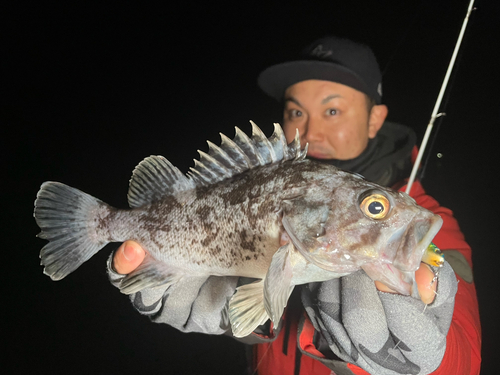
left=303, top=117, right=325, bottom=143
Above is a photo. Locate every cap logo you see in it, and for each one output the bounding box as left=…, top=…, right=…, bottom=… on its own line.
left=310, top=44, right=332, bottom=58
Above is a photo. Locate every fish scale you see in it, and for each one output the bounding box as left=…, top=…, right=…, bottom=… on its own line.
left=34, top=121, right=444, bottom=338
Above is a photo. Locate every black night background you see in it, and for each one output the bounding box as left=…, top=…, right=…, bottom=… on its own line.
left=2, top=1, right=499, bottom=374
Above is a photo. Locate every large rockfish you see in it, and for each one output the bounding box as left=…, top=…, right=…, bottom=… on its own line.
left=34, top=122, right=443, bottom=337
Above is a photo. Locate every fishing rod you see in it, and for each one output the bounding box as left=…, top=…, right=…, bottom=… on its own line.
left=405, top=0, right=476, bottom=195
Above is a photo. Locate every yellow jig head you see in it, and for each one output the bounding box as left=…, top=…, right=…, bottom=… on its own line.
left=422, top=242, right=444, bottom=267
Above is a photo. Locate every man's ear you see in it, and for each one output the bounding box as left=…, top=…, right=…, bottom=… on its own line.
left=368, top=104, right=388, bottom=139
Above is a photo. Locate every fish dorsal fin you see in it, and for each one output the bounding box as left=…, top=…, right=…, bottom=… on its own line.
left=128, top=155, right=196, bottom=208
left=127, top=122, right=307, bottom=207
left=187, top=121, right=307, bottom=187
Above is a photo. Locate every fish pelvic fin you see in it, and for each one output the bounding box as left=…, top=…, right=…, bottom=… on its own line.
left=34, top=182, right=112, bottom=281
left=228, top=279, right=269, bottom=338
left=228, top=242, right=296, bottom=338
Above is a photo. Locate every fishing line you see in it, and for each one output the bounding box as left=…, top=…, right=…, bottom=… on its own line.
left=251, top=341, right=274, bottom=375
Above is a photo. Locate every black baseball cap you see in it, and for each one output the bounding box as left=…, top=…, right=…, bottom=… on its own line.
left=258, top=36, right=383, bottom=104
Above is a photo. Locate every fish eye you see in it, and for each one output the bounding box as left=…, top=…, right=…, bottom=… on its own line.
left=360, top=193, right=390, bottom=219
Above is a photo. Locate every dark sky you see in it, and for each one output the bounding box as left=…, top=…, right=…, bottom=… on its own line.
left=3, top=1, right=499, bottom=374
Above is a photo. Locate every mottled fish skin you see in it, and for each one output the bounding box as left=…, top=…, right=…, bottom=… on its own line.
left=97, top=159, right=338, bottom=278
left=34, top=122, right=443, bottom=337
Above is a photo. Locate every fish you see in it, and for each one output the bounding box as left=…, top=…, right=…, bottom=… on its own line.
left=34, top=121, right=443, bottom=337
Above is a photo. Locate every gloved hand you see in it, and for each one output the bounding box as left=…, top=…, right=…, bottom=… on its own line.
left=108, top=240, right=238, bottom=334
left=301, top=261, right=457, bottom=374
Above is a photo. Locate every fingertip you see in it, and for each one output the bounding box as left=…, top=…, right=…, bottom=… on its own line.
left=416, top=263, right=437, bottom=305
left=113, top=241, right=145, bottom=274
left=375, top=280, right=396, bottom=293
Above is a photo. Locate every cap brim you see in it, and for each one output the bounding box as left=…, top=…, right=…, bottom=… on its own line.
left=257, top=60, right=374, bottom=103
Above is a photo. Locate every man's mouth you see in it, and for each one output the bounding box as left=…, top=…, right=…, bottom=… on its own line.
left=306, top=150, right=333, bottom=159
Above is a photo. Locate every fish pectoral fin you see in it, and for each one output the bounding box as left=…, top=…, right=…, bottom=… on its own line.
left=228, top=280, right=269, bottom=338
left=264, top=242, right=295, bottom=329
left=119, top=254, right=183, bottom=295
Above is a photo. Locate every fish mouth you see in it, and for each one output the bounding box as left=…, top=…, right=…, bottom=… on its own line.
left=362, top=213, right=443, bottom=297
left=391, top=214, right=443, bottom=272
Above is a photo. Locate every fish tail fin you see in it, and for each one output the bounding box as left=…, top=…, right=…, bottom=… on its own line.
left=34, top=181, right=111, bottom=281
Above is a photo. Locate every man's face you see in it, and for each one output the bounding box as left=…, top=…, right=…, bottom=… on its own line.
left=282, top=80, right=386, bottom=160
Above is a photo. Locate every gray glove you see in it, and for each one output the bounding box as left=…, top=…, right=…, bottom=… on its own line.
left=301, top=262, right=457, bottom=375
left=107, top=253, right=238, bottom=334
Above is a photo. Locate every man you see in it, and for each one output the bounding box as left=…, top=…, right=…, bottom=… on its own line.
left=109, top=37, right=481, bottom=374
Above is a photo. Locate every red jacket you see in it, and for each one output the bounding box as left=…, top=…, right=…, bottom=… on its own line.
left=253, top=180, right=481, bottom=375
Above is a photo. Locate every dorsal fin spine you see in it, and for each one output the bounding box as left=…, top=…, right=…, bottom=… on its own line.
left=234, top=127, right=264, bottom=167
left=290, top=129, right=303, bottom=160
left=206, top=140, right=243, bottom=173
left=250, top=120, right=275, bottom=163
left=219, top=133, right=252, bottom=169
left=188, top=167, right=211, bottom=185
left=193, top=159, right=219, bottom=180
left=268, top=123, right=287, bottom=161
left=198, top=149, right=231, bottom=176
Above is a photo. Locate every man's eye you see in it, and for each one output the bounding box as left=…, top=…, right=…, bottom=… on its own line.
left=326, top=109, right=338, bottom=116
left=290, top=109, right=302, bottom=118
